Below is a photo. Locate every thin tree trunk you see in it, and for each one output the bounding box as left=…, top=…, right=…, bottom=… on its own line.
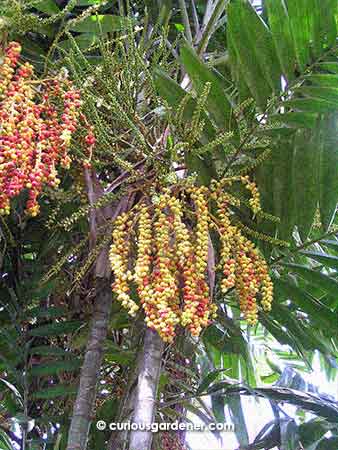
left=67, top=169, right=119, bottom=450
left=108, top=319, right=144, bottom=450
left=66, top=277, right=111, bottom=450
left=128, top=328, right=164, bottom=450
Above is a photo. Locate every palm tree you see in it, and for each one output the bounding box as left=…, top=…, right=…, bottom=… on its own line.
left=0, top=1, right=337, bottom=449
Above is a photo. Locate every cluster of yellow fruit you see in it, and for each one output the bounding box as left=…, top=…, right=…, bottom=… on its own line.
left=109, top=178, right=273, bottom=342
left=215, top=190, right=273, bottom=325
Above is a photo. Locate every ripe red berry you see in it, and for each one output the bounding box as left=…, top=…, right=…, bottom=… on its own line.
left=0, top=42, right=91, bottom=217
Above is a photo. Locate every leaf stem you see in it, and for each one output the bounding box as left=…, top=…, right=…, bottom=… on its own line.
left=179, top=0, right=193, bottom=43
left=197, top=0, right=228, bottom=55
left=271, top=230, right=338, bottom=266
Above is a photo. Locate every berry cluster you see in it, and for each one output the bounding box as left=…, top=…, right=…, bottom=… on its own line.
left=0, top=41, right=86, bottom=216
left=109, top=213, right=139, bottom=316
left=216, top=191, right=273, bottom=324
left=109, top=178, right=273, bottom=342
left=241, top=175, right=261, bottom=214
left=181, top=187, right=213, bottom=337
left=217, top=194, right=237, bottom=293
left=151, top=194, right=181, bottom=341
left=134, top=204, right=156, bottom=325
left=109, top=190, right=217, bottom=342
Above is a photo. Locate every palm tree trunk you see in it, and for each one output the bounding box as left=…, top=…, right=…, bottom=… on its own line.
left=67, top=169, right=118, bottom=450
left=109, top=327, right=164, bottom=450
left=128, top=328, right=164, bottom=450
left=66, top=277, right=111, bottom=450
